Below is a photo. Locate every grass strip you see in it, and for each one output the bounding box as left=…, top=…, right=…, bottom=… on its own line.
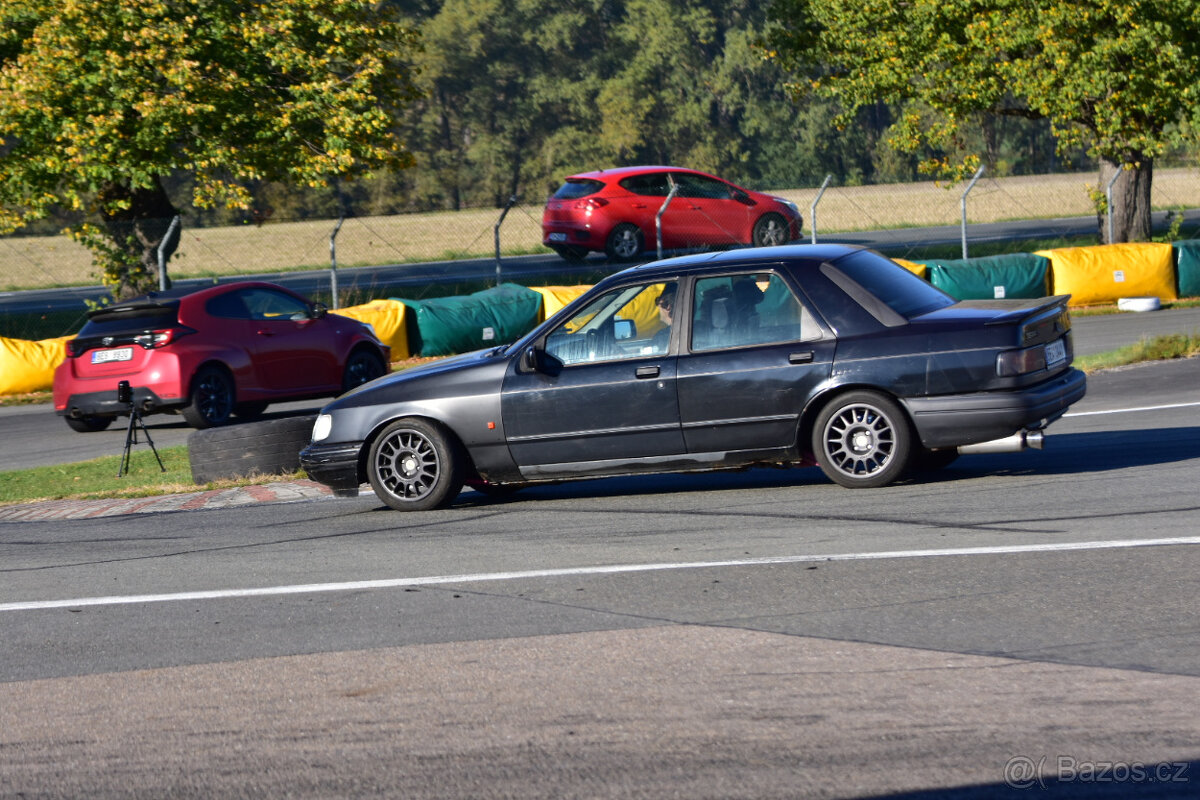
left=0, top=445, right=303, bottom=507
left=1074, top=333, right=1200, bottom=373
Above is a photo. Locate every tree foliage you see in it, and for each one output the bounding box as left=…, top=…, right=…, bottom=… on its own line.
left=762, top=0, right=1200, bottom=241
left=0, top=0, right=421, bottom=297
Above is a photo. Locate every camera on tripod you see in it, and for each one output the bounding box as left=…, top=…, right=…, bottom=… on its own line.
left=117, top=380, right=165, bottom=477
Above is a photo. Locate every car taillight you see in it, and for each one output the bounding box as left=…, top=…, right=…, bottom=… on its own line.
left=573, top=197, right=608, bottom=210
left=65, top=339, right=84, bottom=358
left=133, top=327, right=194, bottom=348
left=996, top=344, right=1047, bottom=376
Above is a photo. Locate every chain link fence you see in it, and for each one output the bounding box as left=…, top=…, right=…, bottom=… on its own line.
left=2, top=165, right=1198, bottom=336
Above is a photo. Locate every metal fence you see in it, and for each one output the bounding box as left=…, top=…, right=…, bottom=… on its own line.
left=3, top=166, right=1199, bottom=301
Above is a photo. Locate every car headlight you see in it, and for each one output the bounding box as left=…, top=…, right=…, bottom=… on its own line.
left=312, top=413, right=333, bottom=442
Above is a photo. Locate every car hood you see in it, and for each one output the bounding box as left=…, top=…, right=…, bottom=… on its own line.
left=328, top=346, right=507, bottom=409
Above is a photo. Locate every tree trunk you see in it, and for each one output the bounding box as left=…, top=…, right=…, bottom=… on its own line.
left=97, top=176, right=181, bottom=300
left=1098, top=157, right=1153, bottom=244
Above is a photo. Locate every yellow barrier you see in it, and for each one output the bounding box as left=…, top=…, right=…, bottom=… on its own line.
left=333, top=299, right=409, bottom=360
left=1036, top=243, right=1177, bottom=306
left=892, top=258, right=928, bottom=280
left=0, top=335, right=70, bottom=394
left=528, top=285, right=592, bottom=322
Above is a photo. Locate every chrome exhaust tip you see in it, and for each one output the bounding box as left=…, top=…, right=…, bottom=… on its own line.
left=958, top=429, right=1044, bottom=455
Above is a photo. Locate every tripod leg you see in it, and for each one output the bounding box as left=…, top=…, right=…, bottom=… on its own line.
left=119, top=413, right=137, bottom=477
left=135, top=411, right=167, bottom=472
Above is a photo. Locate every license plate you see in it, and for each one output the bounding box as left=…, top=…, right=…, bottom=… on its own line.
left=548, top=232, right=567, bottom=242
left=91, top=347, right=133, bottom=364
left=1045, top=338, right=1066, bottom=366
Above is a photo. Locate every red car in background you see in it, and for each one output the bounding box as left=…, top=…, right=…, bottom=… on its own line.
left=54, top=281, right=390, bottom=432
left=542, top=166, right=802, bottom=262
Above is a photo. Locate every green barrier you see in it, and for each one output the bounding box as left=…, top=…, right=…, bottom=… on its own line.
left=924, top=254, right=1050, bottom=300
left=394, top=283, right=543, bottom=357
left=1173, top=240, right=1200, bottom=298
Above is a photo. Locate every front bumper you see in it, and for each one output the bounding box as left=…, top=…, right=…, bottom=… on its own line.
left=902, top=368, right=1087, bottom=449
left=299, top=441, right=366, bottom=497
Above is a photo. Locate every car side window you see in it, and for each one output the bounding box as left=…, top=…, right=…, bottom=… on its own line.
left=690, top=273, right=819, bottom=351
left=674, top=174, right=731, bottom=200
left=544, top=281, right=677, bottom=366
left=241, top=289, right=311, bottom=321
left=619, top=173, right=672, bottom=197
left=206, top=292, right=250, bottom=319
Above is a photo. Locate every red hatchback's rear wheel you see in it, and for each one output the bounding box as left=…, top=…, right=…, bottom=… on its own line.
left=605, top=223, right=644, bottom=261
left=181, top=366, right=235, bottom=429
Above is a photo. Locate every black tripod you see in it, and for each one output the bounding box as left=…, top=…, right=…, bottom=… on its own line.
left=117, top=381, right=166, bottom=478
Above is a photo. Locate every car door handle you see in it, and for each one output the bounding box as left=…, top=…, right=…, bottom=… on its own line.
left=789, top=351, right=814, bottom=364
left=636, top=365, right=660, bottom=378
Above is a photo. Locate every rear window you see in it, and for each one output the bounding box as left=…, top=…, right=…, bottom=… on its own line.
left=552, top=179, right=604, bottom=200
left=79, top=304, right=180, bottom=335
left=829, top=250, right=954, bottom=320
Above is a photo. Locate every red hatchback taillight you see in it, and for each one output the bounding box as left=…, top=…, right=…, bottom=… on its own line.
left=132, top=327, right=194, bottom=348
left=573, top=197, right=608, bottom=211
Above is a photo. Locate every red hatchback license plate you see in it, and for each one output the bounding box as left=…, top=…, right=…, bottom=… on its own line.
left=91, top=347, right=134, bottom=364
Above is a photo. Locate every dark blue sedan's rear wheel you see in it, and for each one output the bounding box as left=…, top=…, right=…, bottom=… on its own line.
left=368, top=418, right=465, bottom=511
left=813, top=391, right=912, bottom=488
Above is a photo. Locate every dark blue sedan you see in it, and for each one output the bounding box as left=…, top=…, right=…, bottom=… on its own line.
left=301, top=244, right=1086, bottom=511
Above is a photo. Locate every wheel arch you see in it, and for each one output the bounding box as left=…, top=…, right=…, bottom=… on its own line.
left=797, top=382, right=912, bottom=458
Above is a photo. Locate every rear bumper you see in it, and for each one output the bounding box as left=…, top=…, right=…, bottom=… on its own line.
left=299, top=441, right=366, bottom=496
left=56, top=387, right=181, bottom=419
left=903, top=368, right=1087, bottom=449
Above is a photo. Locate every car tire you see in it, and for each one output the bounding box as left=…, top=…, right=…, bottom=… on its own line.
left=813, top=390, right=913, bottom=488
left=909, top=447, right=959, bottom=472
left=549, top=244, right=589, bottom=263
left=342, top=348, right=387, bottom=393
left=188, top=414, right=317, bottom=485
left=367, top=418, right=465, bottom=511
left=65, top=415, right=115, bottom=433
left=752, top=212, right=789, bottom=247
left=180, top=366, right=236, bottom=429
left=605, top=223, right=644, bottom=261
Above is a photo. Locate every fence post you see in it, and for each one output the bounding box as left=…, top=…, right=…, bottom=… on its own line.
left=494, top=195, right=518, bottom=286
left=157, top=215, right=180, bottom=292
left=1105, top=168, right=1122, bottom=244
left=329, top=216, right=344, bottom=309
left=810, top=174, right=832, bottom=244
left=656, top=178, right=679, bottom=259
left=960, top=165, right=985, bottom=259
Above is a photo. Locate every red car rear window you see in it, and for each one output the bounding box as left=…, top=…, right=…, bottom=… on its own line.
left=552, top=179, right=604, bottom=200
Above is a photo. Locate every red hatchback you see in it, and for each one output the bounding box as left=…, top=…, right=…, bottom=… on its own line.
left=54, top=281, right=390, bottom=432
left=542, top=166, right=802, bottom=262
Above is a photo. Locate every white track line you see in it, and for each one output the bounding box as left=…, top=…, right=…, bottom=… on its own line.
left=1065, top=401, right=1200, bottom=417
left=4, top=536, right=1200, bottom=613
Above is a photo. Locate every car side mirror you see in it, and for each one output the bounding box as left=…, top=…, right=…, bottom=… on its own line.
left=614, top=318, right=637, bottom=340
left=311, top=302, right=328, bottom=319
left=734, top=190, right=756, bottom=207
left=522, top=345, right=562, bottom=376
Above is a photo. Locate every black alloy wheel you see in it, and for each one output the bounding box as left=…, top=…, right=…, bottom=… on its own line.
left=181, top=366, right=235, bottom=429
left=342, top=349, right=387, bottom=392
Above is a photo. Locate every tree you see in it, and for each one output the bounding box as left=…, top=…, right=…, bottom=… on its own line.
left=0, top=0, right=421, bottom=298
left=763, top=0, right=1200, bottom=241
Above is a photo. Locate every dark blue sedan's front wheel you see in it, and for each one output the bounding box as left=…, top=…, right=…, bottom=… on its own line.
left=368, top=418, right=465, bottom=511
left=813, top=391, right=913, bottom=489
